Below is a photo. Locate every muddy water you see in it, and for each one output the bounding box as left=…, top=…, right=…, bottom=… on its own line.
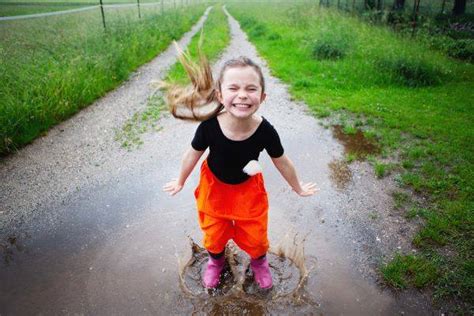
left=0, top=7, right=436, bottom=316
left=332, top=125, right=380, bottom=158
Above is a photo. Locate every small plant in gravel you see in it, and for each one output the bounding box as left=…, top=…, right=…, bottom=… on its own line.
left=114, top=96, right=165, bottom=150
left=374, top=161, right=390, bottom=178
left=392, top=191, right=411, bottom=210
left=342, top=124, right=357, bottom=135
left=345, top=152, right=357, bottom=163
left=368, top=211, right=379, bottom=220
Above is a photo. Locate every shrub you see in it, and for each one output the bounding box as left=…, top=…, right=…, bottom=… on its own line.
left=312, top=37, right=350, bottom=60
left=239, top=16, right=258, bottom=29
left=267, top=32, right=282, bottom=41
left=312, top=42, right=346, bottom=59
left=377, top=57, right=444, bottom=87
left=248, top=23, right=267, bottom=38
left=446, top=39, right=474, bottom=62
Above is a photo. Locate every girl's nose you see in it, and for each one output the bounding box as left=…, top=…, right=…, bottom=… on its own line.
left=237, top=90, right=248, bottom=99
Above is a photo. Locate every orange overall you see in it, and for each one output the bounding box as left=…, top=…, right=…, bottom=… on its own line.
left=194, top=160, right=269, bottom=259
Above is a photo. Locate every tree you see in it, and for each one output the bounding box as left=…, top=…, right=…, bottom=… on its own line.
left=376, top=0, right=383, bottom=10
left=452, top=0, right=466, bottom=15
left=392, top=0, right=405, bottom=10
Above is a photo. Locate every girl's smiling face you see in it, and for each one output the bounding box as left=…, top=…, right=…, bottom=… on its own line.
left=217, top=66, right=266, bottom=120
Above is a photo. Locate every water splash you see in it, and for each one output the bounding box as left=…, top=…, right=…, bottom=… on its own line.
left=178, top=232, right=319, bottom=313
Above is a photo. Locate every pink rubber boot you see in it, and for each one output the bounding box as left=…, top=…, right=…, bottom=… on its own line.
left=250, top=256, right=273, bottom=289
left=202, top=255, right=225, bottom=288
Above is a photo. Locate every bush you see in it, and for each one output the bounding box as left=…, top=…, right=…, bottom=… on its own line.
left=312, top=37, right=349, bottom=60
left=446, top=39, right=474, bottom=62
left=267, top=32, right=282, bottom=41
left=239, top=16, right=258, bottom=29
left=377, top=57, right=445, bottom=87
left=248, top=23, right=267, bottom=38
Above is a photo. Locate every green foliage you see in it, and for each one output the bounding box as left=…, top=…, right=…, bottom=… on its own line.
left=0, top=5, right=206, bottom=155
left=267, top=32, right=282, bottom=40
left=342, top=124, right=357, bottom=135
left=312, top=40, right=347, bottom=60
left=249, top=23, right=268, bottom=38
left=446, top=39, right=474, bottom=62
left=311, top=30, right=353, bottom=60
left=381, top=254, right=439, bottom=289
left=377, top=57, right=445, bottom=87
left=374, top=161, right=394, bottom=178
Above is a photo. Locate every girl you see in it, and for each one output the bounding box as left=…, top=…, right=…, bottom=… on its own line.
left=162, top=44, right=318, bottom=289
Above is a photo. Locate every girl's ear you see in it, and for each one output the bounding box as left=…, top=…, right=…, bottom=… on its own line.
left=261, top=92, right=267, bottom=103
left=216, top=89, right=223, bottom=103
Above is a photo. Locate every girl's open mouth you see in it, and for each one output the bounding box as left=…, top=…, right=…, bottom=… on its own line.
left=233, top=103, right=251, bottom=108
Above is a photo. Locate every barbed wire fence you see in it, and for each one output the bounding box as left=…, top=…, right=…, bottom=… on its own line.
left=0, top=0, right=207, bottom=29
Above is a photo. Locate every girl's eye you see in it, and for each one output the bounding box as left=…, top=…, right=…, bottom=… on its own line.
left=229, top=87, right=238, bottom=91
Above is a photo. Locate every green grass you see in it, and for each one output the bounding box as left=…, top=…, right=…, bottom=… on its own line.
left=228, top=2, right=473, bottom=312
left=0, top=4, right=87, bottom=16
left=0, top=0, right=176, bottom=3
left=0, top=0, right=185, bottom=16
left=165, top=6, right=230, bottom=83
left=116, top=5, right=231, bottom=149
left=381, top=253, right=439, bottom=289
left=0, top=4, right=206, bottom=155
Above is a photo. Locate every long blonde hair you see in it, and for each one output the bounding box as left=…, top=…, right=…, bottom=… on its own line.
left=160, top=40, right=265, bottom=122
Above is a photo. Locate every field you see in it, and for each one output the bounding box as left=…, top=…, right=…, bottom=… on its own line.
left=0, top=3, right=206, bottom=154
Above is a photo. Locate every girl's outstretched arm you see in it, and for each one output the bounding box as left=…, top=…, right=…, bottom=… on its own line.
left=163, top=147, right=205, bottom=196
left=271, top=154, right=319, bottom=197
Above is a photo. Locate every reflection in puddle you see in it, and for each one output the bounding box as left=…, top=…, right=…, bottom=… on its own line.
left=0, top=234, right=27, bottom=265
left=328, top=159, right=352, bottom=190
left=178, top=233, right=319, bottom=314
left=332, top=125, right=380, bottom=158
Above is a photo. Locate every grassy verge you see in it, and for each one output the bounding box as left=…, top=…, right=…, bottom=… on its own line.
left=228, top=2, right=473, bottom=313
left=0, top=4, right=205, bottom=155
left=115, top=5, right=230, bottom=149
left=0, top=4, right=89, bottom=16
left=0, top=0, right=186, bottom=17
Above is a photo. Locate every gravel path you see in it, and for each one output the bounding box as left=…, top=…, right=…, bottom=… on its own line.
left=0, top=6, right=437, bottom=315
left=0, top=9, right=213, bottom=234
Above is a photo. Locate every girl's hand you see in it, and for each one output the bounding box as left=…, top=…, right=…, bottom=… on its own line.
left=163, top=179, right=184, bottom=196
left=295, top=182, right=319, bottom=197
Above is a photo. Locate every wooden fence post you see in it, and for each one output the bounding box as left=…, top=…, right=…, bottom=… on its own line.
left=440, top=0, right=446, bottom=14
left=99, top=0, right=106, bottom=30
left=411, top=0, right=421, bottom=36
left=137, top=0, right=141, bottom=18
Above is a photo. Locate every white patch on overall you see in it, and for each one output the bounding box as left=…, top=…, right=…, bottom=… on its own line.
left=242, top=160, right=262, bottom=176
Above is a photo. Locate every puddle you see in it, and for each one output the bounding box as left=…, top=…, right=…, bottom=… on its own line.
left=0, top=234, right=28, bottom=265
left=179, top=233, right=319, bottom=314
left=332, top=125, right=380, bottom=158
left=328, top=159, right=352, bottom=190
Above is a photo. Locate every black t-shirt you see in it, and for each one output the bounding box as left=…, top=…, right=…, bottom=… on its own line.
left=191, top=116, right=284, bottom=184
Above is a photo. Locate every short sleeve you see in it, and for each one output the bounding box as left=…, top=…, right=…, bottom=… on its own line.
left=264, top=121, right=284, bottom=158
left=191, top=121, right=208, bottom=151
